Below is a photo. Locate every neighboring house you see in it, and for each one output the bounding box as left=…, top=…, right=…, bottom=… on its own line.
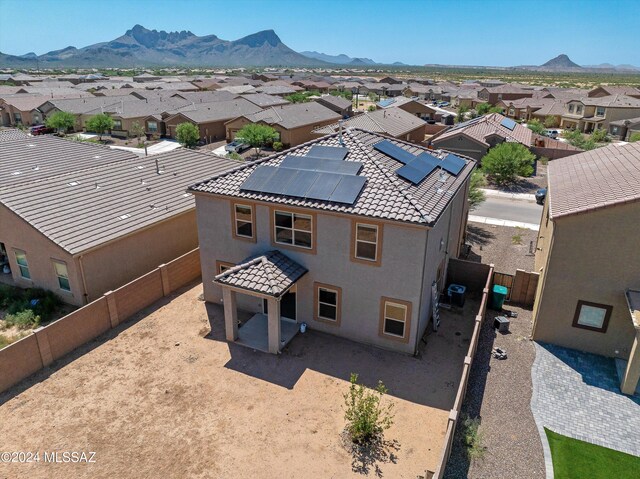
left=241, top=93, right=290, bottom=109
left=532, top=142, right=640, bottom=395
left=376, top=97, right=438, bottom=121
left=225, top=102, right=340, bottom=147
left=39, top=95, right=142, bottom=131
left=477, top=84, right=535, bottom=105
left=313, top=107, right=428, bottom=143
left=314, top=95, right=353, bottom=118
left=164, top=98, right=263, bottom=142
left=608, top=116, right=640, bottom=140
left=561, top=95, right=640, bottom=132
left=188, top=129, right=474, bottom=354
left=0, top=94, right=48, bottom=126
left=431, top=112, right=581, bottom=161
left=0, top=128, right=28, bottom=142
left=0, top=135, right=238, bottom=306
left=587, top=86, right=640, bottom=99
left=254, top=85, right=301, bottom=97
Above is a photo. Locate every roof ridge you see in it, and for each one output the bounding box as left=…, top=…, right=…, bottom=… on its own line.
left=262, top=253, right=278, bottom=295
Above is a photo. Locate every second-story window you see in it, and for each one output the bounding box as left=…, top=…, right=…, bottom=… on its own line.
left=274, top=210, right=312, bottom=249
left=596, top=107, right=605, bottom=117
left=234, top=204, right=254, bottom=239
left=568, top=104, right=574, bottom=113
left=576, top=105, right=583, bottom=115
left=355, top=223, right=379, bottom=261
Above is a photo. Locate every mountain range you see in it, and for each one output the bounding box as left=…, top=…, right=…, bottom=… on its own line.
left=299, top=51, right=377, bottom=65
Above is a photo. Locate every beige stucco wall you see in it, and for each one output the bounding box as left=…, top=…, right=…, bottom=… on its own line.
left=433, top=135, right=487, bottom=161
left=532, top=200, right=640, bottom=358
left=225, top=116, right=339, bottom=147
left=79, top=210, right=199, bottom=302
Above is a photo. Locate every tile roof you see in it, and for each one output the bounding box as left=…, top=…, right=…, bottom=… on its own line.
left=571, top=94, right=640, bottom=108
left=240, top=102, right=340, bottom=129
left=433, top=113, right=533, bottom=147
left=315, top=95, right=352, bottom=110
left=0, top=128, right=29, bottom=143
left=548, top=142, right=640, bottom=219
left=169, top=98, right=262, bottom=123
left=313, top=108, right=426, bottom=138
left=188, top=129, right=475, bottom=226
left=214, top=250, right=307, bottom=297
left=0, top=148, right=239, bottom=254
left=0, top=135, right=137, bottom=187
left=240, top=93, right=290, bottom=108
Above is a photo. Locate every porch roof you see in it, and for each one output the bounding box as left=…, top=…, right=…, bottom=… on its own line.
left=625, top=289, right=640, bottom=330
left=214, top=250, right=307, bottom=297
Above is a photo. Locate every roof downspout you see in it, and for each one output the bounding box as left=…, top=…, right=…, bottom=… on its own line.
left=78, top=254, right=90, bottom=305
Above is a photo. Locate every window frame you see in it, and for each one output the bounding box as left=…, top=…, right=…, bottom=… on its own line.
left=572, top=300, right=613, bottom=333
left=269, top=207, right=316, bottom=254
left=595, top=106, right=605, bottom=117
left=379, top=297, right=412, bottom=343
left=14, top=249, right=31, bottom=280
left=313, top=282, right=342, bottom=326
left=230, top=201, right=256, bottom=242
left=351, top=219, right=384, bottom=266
left=147, top=120, right=158, bottom=132
left=216, top=260, right=235, bottom=275
left=51, top=259, right=71, bottom=292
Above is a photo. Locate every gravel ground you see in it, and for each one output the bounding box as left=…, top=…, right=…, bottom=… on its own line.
left=443, top=224, right=545, bottom=478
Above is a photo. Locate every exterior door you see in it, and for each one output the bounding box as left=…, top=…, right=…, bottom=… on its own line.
left=262, top=287, right=297, bottom=322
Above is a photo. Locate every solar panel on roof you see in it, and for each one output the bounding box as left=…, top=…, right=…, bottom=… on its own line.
left=283, top=169, right=320, bottom=197
left=396, top=164, right=429, bottom=185
left=280, top=155, right=362, bottom=175
left=500, top=118, right=516, bottom=130
left=440, top=153, right=466, bottom=176
left=329, top=175, right=367, bottom=204
left=305, top=173, right=342, bottom=201
left=239, top=165, right=278, bottom=192
left=395, top=152, right=441, bottom=185
left=260, top=166, right=299, bottom=195
left=373, top=140, right=416, bottom=165
left=307, top=145, right=349, bottom=161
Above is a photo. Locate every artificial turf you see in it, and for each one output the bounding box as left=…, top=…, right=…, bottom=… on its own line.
left=545, top=427, right=640, bottom=479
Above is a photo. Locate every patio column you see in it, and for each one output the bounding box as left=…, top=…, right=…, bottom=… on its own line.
left=267, top=296, right=281, bottom=354
left=222, top=287, right=238, bottom=342
left=621, top=331, right=640, bottom=395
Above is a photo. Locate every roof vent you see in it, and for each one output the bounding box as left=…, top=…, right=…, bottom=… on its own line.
left=136, top=165, right=144, bottom=170
left=182, top=193, right=192, bottom=198
left=26, top=144, right=35, bottom=147
left=438, top=171, right=448, bottom=183
left=12, top=171, right=21, bottom=176
left=68, top=181, right=79, bottom=186
left=140, top=179, right=147, bottom=185
left=119, top=214, right=131, bottom=220
left=94, top=182, right=100, bottom=190
left=94, top=155, right=101, bottom=159
left=32, top=165, right=39, bottom=171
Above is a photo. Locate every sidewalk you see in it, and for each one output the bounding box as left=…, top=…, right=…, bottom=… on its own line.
left=468, top=214, right=539, bottom=231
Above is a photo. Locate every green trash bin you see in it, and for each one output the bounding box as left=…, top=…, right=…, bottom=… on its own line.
left=491, top=285, right=508, bottom=310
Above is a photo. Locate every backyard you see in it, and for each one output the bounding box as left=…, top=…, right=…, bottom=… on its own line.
left=0, top=282, right=479, bottom=478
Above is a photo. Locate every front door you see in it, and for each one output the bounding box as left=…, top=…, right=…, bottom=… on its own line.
left=263, top=287, right=297, bottom=322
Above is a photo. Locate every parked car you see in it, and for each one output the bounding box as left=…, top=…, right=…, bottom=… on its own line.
left=30, top=125, right=54, bottom=136
left=535, top=188, right=547, bottom=205
left=225, top=140, right=250, bottom=153
left=545, top=129, right=559, bottom=139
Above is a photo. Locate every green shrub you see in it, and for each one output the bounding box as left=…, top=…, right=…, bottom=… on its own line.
left=527, top=119, right=546, bottom=135
left=590, top=128, right=609, bottom=143
left=629, top=132, right=640, bottom=142
left=343, top=373, right=394, bottom=445
left=367, top=105, right=376, bottom=112
left=481, top=142, right=536, bottom=185
left=461, top=415, right=485, bottom=460
left=544, top=115, right=558, bottom=128
left=273, top=141, right=283, bottom=151
left=3, top=310, right=41, bottom=330
left=226, top=151, right=242, bottom=161
left=539, top=156, right=549, bottom=165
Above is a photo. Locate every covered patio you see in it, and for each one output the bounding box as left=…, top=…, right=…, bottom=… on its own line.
left=619, top=289, right=640, bottom=395
left=214, top=250, right=308, bottom=354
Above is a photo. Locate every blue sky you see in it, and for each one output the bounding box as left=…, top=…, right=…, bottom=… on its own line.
left=0, top=0, right=638, bottom=66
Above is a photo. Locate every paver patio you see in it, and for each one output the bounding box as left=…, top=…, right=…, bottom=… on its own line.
left=0, top=283, right=478, bottom=479
left=531, top=342, right=640, bottom=477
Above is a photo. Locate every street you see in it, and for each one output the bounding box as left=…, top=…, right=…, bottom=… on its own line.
left=471, top=196, right=543, bottom=228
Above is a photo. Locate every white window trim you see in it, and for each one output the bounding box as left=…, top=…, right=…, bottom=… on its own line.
left=52, top=259, right=71, bottom=292
left=274, top=210, right=313, bottom=249
left=355, top=223, right=378, bottom=262
left=234, top=204, right=254, bottom=239
left=317, top=287, right=339, bottom=322
left=14, top=249, right=30, bottom=280
left=383, top=301, right=407, bottom=338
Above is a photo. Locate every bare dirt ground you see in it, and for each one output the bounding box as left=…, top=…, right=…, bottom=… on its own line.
left=443, top=225, right=544, bottom=478
left=484, top=163, right=548, bottom=194
left=0, top=283, right=478, bottom=479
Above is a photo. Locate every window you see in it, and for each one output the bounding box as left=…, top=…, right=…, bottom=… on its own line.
left=596, top=107, right=605, bottom=117
left=509, top=108, right=515, bottom=116
left=14, top=250, right=30, bottom=279
left=611, top=126, right=619, bottom=134
left=380, top=298, right=411, bottom=341
left=314, top=282, right=342, bottom=325
left=216, top=261, right=234, bottom=275
left=572, top=300, right=612, bottom=333
left=568, top=104, right=574, bottom=113
left=13, top=112, right=22, bottom=124
left=113, top=119, right=122, bottom=130
left=274, top=210, right=312, bottom=249
left=52, top=260, right=70, bottom=292
left=147, top=121, right=158, bottom=133
left=576, top=105, right=583, bottom=115
left=233, top=204, right=254, bottom=239
left=352, top=221, right=383, bottom=265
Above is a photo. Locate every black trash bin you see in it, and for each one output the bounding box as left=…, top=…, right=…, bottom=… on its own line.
left=447, top=284, right=466, bottom=307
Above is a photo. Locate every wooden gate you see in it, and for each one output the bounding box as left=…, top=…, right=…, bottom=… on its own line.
left=493, top=272, right=514, bottom=300
left=510, top=269, right=539, bottom=307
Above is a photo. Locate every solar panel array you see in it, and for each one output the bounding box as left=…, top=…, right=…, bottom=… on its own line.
left=239, top=144, right=366, bottom=204
left=241, top=166, right=366, bottom=204
left=373, top=140, right=467, bottom=185
left=500, top=117, right=516, bottom=130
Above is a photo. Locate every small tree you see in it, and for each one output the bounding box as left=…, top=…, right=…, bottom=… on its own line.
left=629, top=132, right=640, bottom=142
left=488, top=106, right=504, bottom=114
left=468, top=170, right=486, bottom=209
left=527, top=119, right=546, bottom=135
left=590, top=128, right=609, bottom=143
left=175, top=122, right=200, bottom=148
left=85, top=113, right=114, bottom=141
left=235, top=123, right=279, bottom=157
left=367, top=105, right=376, bottom=112
left=476, top=103, right=491, bottom=115
left=481, top=142, right=535, bottom=186
left=131, top=120, right=146, bottom=145
left=456, top=105, right=469, bottom=123
left=45, top=110, right=76, bottom=135
left=343, top=373, right=394, bottom=445
left=544, top=115, right=557, bottom=128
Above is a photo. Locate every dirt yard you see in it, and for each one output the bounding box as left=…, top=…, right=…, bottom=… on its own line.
left=0, top=283, right=478, bottom=479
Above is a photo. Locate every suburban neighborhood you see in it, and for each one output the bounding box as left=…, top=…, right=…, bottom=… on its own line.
left=0, top=1, right=639, bottom=478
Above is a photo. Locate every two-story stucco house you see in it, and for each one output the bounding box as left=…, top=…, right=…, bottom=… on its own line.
left=560, top=95, right=640, bottom=133
left=188, top=128, right=475, bottom=355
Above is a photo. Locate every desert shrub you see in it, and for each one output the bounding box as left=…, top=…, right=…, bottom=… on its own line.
left=461, top=415, right=485, bottom=460
left=527, top=119, right=546, bottom=135
left=273, top=141, right=283, bottom=151
left=590, top=128, right=609, bottom=143
left=343, top=373, right=394, bottom=445
left=629, top=132, right=640, bottom=142
left=481, top=142, right=535, bottom=185
left=3, top=310, right=41, bottom=330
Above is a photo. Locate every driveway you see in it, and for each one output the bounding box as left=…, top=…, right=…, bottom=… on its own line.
left=0, top=283, right=478, bottom=479
left=531, top=343, right=640, bottom=475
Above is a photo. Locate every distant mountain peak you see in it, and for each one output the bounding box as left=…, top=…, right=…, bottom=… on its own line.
left=235, top=29, right=282, bottom=47
left=542, top=54, right=581, bottom=68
